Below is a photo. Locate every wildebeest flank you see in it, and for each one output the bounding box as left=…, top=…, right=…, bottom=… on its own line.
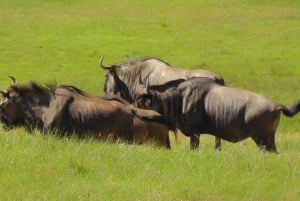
left=100, top=56, right=223, bottom=149
left=134, top=77, right=300, bottom=152
left=0, top=78, right=173, bottom=148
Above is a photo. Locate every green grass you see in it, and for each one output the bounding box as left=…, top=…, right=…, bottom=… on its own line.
left=1, top=131, right=300, bottom=201
left=0, top=0, right=300, bottom=200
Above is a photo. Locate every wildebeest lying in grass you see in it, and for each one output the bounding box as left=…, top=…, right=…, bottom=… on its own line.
left=0, top=77, right=174, bottom=148
left=100, top=56, right=223, bottom=150
left=134, top=77, right=300, bottom=152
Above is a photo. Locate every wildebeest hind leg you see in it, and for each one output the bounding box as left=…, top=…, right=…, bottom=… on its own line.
left=190, top=134, right=199, bottom=150
left=264, top=133, right=277, bottom=153
left=251, top=133, right=277, bottom=153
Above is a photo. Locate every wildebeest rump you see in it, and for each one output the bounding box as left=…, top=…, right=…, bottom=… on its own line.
left=134, top=77, right=300, bottom=152
left=0, top=78, right=173, bottom=148
left=100, top=56, right=223, bottom=149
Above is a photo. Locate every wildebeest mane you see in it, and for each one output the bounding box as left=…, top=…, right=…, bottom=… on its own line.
left=9, top=81, right=53, bottom=95
left=139, top=57, right=171, bottom=66
left=114, top=56, right=171, bottom=67
left=58, top=85, right=90, bottom=97
left=9, top=82, right=93, bottom=99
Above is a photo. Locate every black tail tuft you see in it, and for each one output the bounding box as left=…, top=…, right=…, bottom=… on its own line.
left=281, top=99, right=300, bottom=117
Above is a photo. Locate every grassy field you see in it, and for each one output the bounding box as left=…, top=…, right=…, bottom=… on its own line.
left=0, top=0, right=300, bottom=200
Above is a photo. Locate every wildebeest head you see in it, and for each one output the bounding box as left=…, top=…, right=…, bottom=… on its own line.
left=135, top=78, right=186, bottom=110
left=0, top=76, right=23, bottom=129
left=100, top=57, right=133, bottom=102
left=0, top=77, right=51, bottom=130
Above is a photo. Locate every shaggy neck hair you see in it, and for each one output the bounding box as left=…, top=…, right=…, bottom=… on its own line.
left=9, top=81, right=53, bottom=95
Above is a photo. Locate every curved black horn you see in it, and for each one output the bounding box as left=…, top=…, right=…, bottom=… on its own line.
left=8, top=75, right=18, bottom=85
left=99, top=56, right=111, bottom=70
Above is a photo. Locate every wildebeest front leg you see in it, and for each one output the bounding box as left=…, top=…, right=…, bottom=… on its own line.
left=190, top=133, right=199, bottom=150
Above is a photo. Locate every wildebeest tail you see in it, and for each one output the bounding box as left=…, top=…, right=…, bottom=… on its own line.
left=280, top=99, right=300, bottom=117
left=132, top=108, right=176, bottom=132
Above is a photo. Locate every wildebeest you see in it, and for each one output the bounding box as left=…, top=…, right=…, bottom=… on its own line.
left=100, top=56, right=224, bottom=102
left=100, top=56, right=223, bottom=149
left=0, top=77, right=173, bottom=148
left=134, top=77, right=300, bottom=152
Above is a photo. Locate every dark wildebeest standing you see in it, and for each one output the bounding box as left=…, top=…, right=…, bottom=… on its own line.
left=134, top=77, right=300, bottom=152
left=0, top=78, right=173, bottom=148
left=100, top=56, right=224, bottom=149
